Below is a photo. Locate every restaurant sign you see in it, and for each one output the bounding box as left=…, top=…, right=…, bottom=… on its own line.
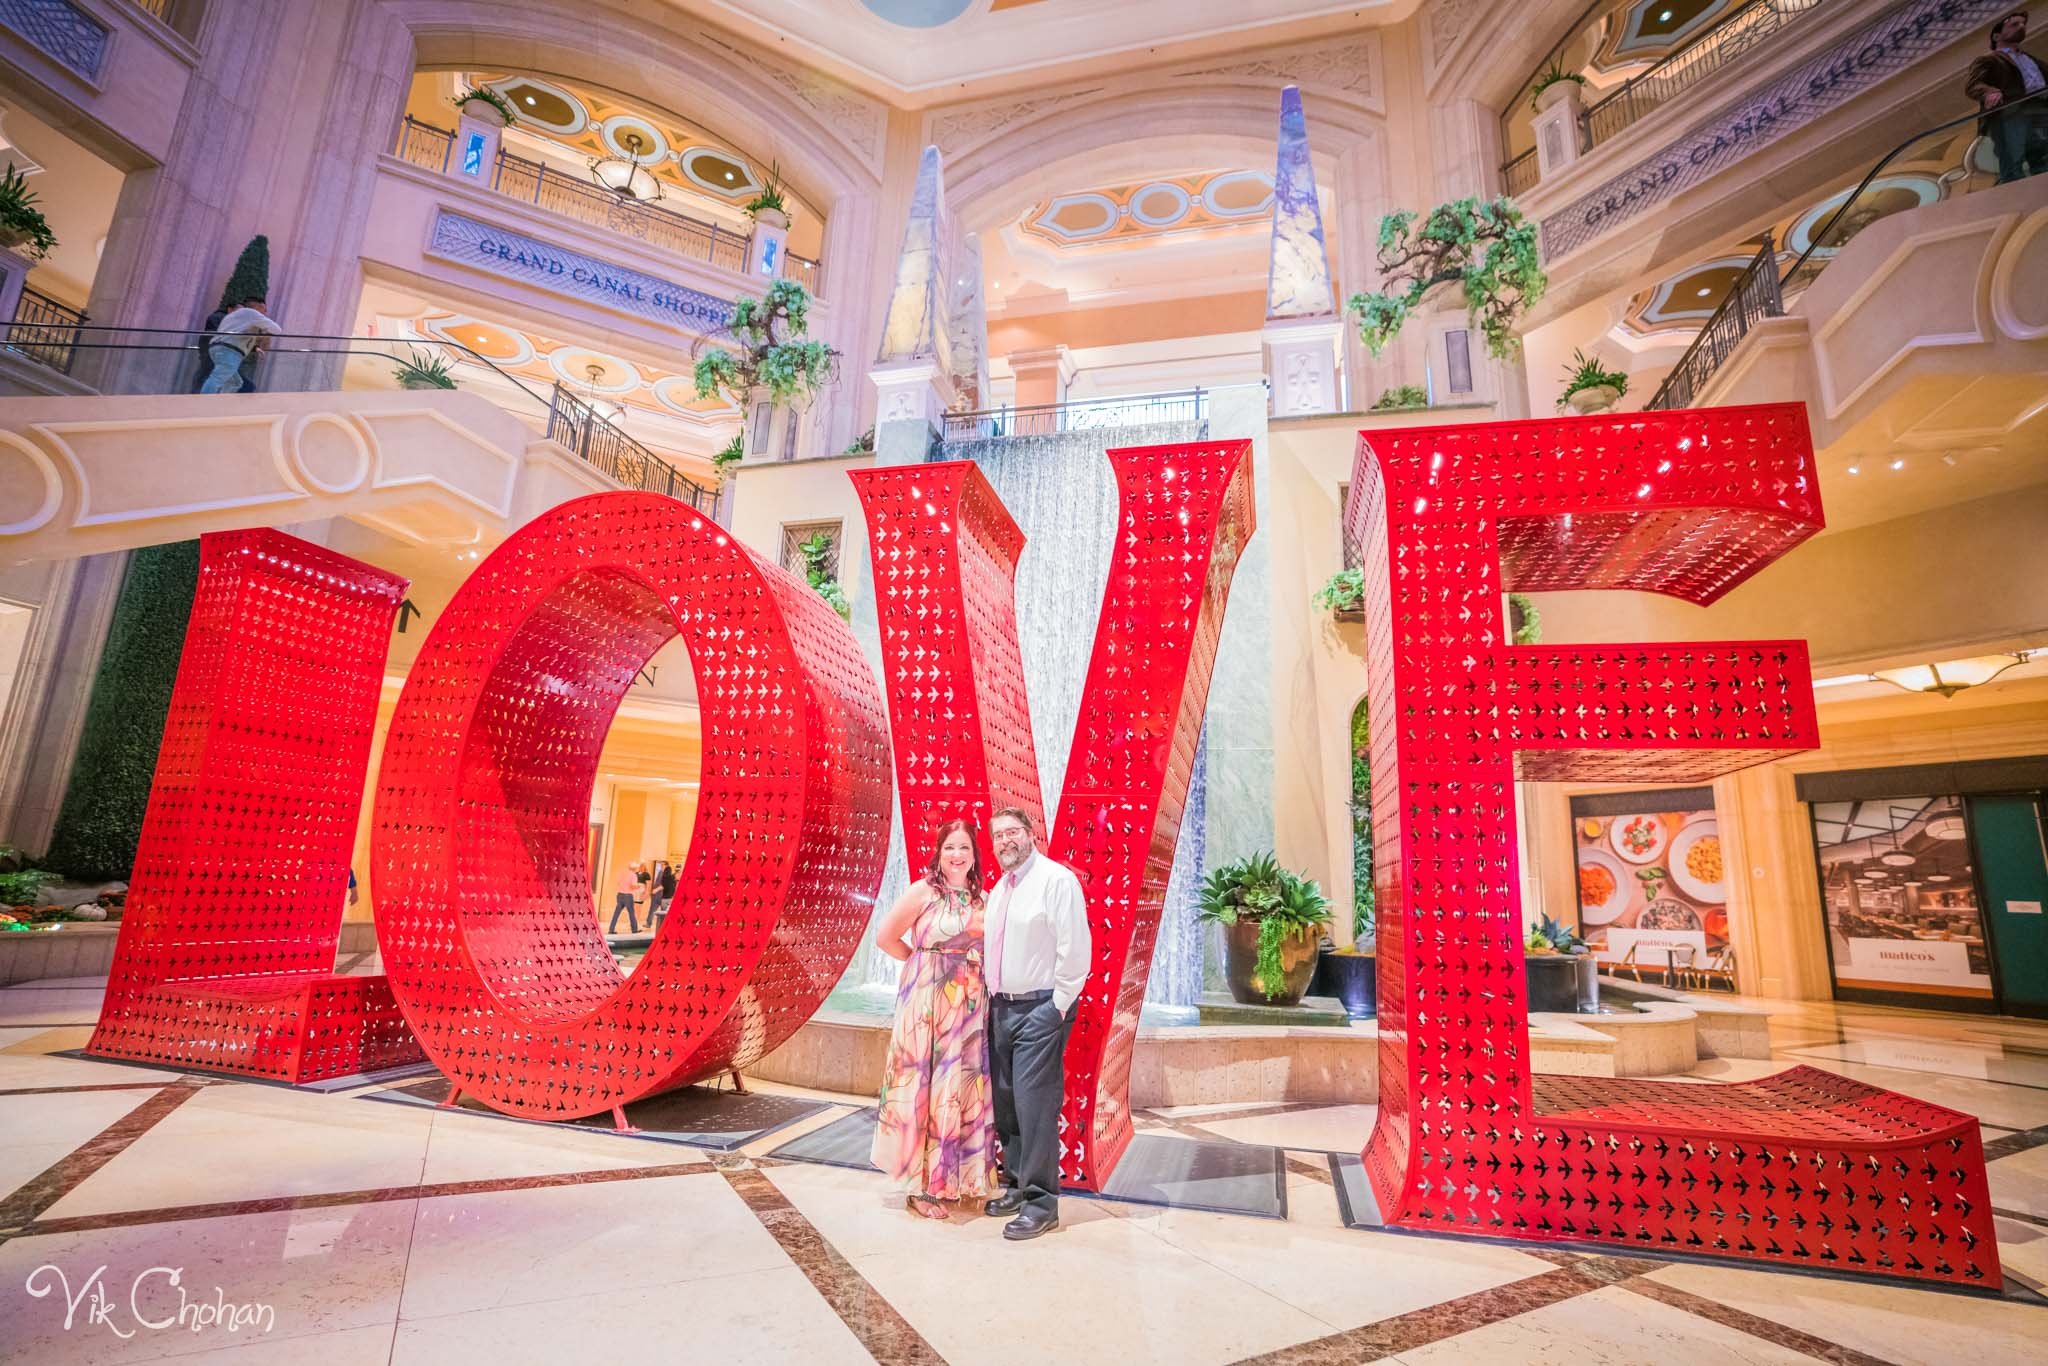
left=425, top=209, right=735, bottom=335
left=1541, top=0, right=2010, bottom=261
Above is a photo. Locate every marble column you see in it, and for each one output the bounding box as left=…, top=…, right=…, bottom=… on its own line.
left=1263, top=87, right=1344, bottom=417
left=1007, top=345, right=1072, bottom=410
left=1531, top=81, right=1587, bottom=181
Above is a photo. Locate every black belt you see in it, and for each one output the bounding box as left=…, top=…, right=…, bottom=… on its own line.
left=992, top=988, right=1053, bottom=1004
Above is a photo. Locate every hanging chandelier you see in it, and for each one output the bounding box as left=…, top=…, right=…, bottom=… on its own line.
left=589, top=131, right=664, bottom=204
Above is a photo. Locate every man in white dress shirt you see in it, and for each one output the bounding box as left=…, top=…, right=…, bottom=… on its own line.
left=982, top=805, right=1091, bottom=1240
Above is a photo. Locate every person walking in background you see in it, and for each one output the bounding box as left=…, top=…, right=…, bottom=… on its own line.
left=198, top=294, right=281, bottom=393
left=609, top=861, right=642, bottom=935
left=982, top=805, right=1090, bottom=1241
left=870, top=819, right=998, bottom=1221
left=1967, top=9, right=2048, bottom=183
left=649, top=859, right=677, bottom=928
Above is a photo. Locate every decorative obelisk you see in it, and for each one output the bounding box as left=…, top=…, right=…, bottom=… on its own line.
left=1262, top=86, right=1344, bottom=416
left=870, top=145, right=960, bottom=463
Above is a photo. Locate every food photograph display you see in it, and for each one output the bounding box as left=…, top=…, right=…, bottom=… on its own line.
left=1569, top=789, right=1729, bottom=977
left=1810, top=794, right=1994, bottom=1003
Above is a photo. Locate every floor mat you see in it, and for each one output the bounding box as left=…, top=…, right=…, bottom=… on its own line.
left=364, top=1076, right=828, bottom=1150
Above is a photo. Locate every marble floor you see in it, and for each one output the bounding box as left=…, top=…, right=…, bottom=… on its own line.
left=2, top=977, right=2046, bottom=1364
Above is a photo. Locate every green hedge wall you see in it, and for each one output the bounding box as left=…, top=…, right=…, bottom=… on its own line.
left=44, top=541, right=201, bottom=880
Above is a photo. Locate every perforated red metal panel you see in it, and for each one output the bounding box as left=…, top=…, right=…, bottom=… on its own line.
left=1350, top=403, right=2000, bottom=1286
left=370, top=492, right=892, bottom=1120
left=854, top=442, right=1254, bottom=1189
left=88, top=529, right=422, bottom=1083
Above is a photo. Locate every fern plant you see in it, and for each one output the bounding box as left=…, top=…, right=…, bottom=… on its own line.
left=1313, top=567, right=1364, bottom=613
left=1369, top=385, right=1428, bottom=411
left=0, top=165, right=57, bottom=260
left=798, top=532, right=850, bottom=620
left=1198, top=853, right=1331, bottom=1000
left=452, top=86, right=516, bottom=127
left=393, top=350, right=456, bottom=390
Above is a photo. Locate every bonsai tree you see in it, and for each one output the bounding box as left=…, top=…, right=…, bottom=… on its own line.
left=798, top=531, right=850, bottom=619
left=1347, top=197, right=1547, bottom=361
left=1312, top=566, right=1364, bottom=614
left=452, top=86, right=516, bottom=127
left=1556, top=348, right=1629, bottom=412
left=743, top=161, right=789, bottom=221
left=1529, top=63, right=1588, bottom=110
left=1369, top=384, right=1428, bottom=411
left=694, top=279, right=838, bottom=455
left=1198, top=852, right=1332, bottom=1001
left=0, top=165, right=57, bottom=260
left=394, top=349, right=456, bottom=390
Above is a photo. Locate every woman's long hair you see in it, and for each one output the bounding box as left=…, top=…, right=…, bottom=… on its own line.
left=924, top=818, right=985, bottom=905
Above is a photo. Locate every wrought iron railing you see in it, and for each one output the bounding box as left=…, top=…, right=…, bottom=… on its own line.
left=1581, top=0, right=1827, bottom=149
left=0, top=321, right=721, bottom=513
left=940, top=388, right=1207, bottom=442
left=1644, top=89, right=2037, bottom=410
left=1496, top=0, right=1826, bottom=190
left=4, top=286, right=89, bottom=374
left=391, top=117, right=819, bottom=291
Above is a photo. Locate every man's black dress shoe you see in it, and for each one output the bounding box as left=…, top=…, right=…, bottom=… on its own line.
left=1003, top=1209, right=1057, bottom=1240
left=984, top=1190, right=1028, bottom=1217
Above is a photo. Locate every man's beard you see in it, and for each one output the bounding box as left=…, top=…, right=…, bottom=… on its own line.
left=995, top=843, right=1027, bottom=871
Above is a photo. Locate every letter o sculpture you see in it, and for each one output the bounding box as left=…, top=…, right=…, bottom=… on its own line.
left=371, top=493, right=891, bottom=1120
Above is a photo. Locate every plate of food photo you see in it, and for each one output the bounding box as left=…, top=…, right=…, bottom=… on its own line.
left=1577, top=847, right=1631, bottom=926
left=1609, top=811, right=1669, bottom=865
left=1670, top=816, right=1726, bottom=903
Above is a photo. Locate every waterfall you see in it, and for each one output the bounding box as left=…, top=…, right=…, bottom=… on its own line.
left=835, top=419, right=1210, bottom=1009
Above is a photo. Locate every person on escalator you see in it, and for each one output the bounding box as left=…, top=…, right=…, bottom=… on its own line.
left=1967, top=9, right=2048, bottom=183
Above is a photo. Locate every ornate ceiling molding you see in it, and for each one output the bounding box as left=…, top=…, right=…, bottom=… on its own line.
left=1422, top=0, right=1490, bottom=93
left=696, top=31, right=890, bottom=178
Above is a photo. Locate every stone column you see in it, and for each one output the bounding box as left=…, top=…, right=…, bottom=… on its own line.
left=0, top=247, right=29, bottom=325
left=746, top=207, right=790, bottom=281
left=449, top=102, right=506, bottom=186
left=1007, top=345, right=1071, bottom=410
left=1531, top=80, right=1587, bottom=181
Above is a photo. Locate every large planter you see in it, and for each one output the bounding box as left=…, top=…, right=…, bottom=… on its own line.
left=1222, top=919, right=1320, bottom=1007
left=1565, top=383, right=1622, bottom=414
left=398, top=377, right=452, bottom=392
left=1526, top=952, right=1599, bottom=1013
left=457, top=96, right=509, bottom=127
left=1312, top=949, right=1377, bottom=1019
left=1534, top=79, right=1582, bottom=113
left=751, top=206, right=790, bottom=233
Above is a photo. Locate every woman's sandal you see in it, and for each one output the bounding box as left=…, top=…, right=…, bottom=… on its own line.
left=907, top=1194, right=949, bottom=1221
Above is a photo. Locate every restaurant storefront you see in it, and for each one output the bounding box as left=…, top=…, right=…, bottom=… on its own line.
left=1797, top=759, right=2048, bottom=1016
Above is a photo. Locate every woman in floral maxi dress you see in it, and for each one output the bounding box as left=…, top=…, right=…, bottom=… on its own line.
left=869, top=819, right=999, bottom=1219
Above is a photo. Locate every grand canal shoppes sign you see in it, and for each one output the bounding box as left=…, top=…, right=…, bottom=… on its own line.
left=84, top=404, right=2002, bottom=1285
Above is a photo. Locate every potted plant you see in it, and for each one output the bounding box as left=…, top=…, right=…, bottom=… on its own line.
left=1530, top=63, right=1588, bottom=112
left=1369, top=384, right=1428, bottom=412
left=394, top=350, right=456, bottom=390
left=452, top=86, right=516, bottom=128
left=693, top=278, right=839, bottom=455
left=711, top=433, right=744, bottom=483
left=843, top=426, right=875, bottom=457
left=1524, top=913, right=1598, bottom=1012
left=0, top=165, right=57, bottom=260
left=1346, top=198, right=1547, bottom=362
left=1199, top=852, right=1332, bottom=1007
left=797, top=531, right=851, bottom=620
left=743, top=161, right=790, bottom=229
left=1313, top=566, right=1364, bottom=616
left=1557, top=348, right=1629, bottom=414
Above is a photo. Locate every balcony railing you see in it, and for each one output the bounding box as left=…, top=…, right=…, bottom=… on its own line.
left=391, top=117, right=822, bottom=293
left=4, top=286, right=88, bottom=374
left=1498, top=0, right=1827, bottom=193
left=0, top=321, right=722, bottom=514
left=1644, top=90, right=2035, bottom=411
left=940, top=388, right=1207, bottom=443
